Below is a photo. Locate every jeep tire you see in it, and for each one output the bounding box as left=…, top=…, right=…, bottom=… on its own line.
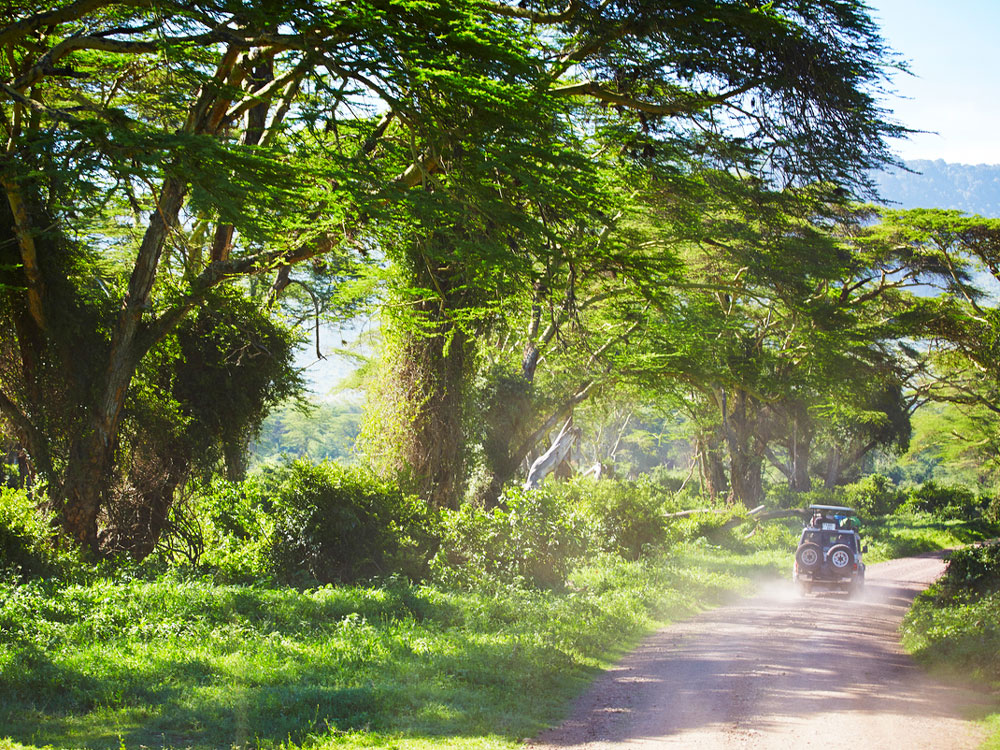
left=827, top=544, right=853, bottom=570
left=796, top=542, right=822, bottom=570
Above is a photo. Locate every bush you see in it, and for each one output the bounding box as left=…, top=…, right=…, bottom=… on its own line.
left=643, top=466, right=688, bottom=494
left=431, top=486, right=585, bottom=589
left=987, top=492, right=1000, bottom=524
left=736, top=518, right=800, bottom=552
left=182, top=476, right=277, bottom=583
left=163, top=461, right=438, bottom=585
left=904, top=481, right=984, bottom=522
left=842, top=474, right=907, bottom=518
left=0, top=488, right=76, bottom=580
left=941, top=541, right=1000, bottom=597
left=265, top=460, right=438, bottom=585
left=666, top=506, right=748, bottom=549
left=569, top=477, right=674, bottom=559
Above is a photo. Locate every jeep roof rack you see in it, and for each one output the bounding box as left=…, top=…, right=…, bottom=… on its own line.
left=807, top=504, right=857, bottom=514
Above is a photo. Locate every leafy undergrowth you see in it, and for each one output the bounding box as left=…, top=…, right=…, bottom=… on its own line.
left=861, top=511, right=995, bottom=563
left=2, top=496, right=989, bottom=750
left=0, top=543, right=784, bottom=750
left=901, top=541, right=1000, bottom=747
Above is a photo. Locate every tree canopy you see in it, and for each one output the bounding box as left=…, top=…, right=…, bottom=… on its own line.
left=0, top=0, right=920, bottom=553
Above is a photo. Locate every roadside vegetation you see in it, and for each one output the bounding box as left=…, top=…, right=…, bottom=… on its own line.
left=2, top=470, right=996, bottom=750
left=902, top=539, right=1000, bottom=748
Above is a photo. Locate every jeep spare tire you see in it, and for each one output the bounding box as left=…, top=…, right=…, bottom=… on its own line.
left=827, top=544, right=852, bottom=570
left=796, top=542, right=822, bottom=569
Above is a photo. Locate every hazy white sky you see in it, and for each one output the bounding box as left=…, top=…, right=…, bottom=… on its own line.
left=870, top=0, right=1000, bottom=165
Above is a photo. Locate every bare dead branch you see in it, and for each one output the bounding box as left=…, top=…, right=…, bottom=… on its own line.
left=484, top=0, right=577, bottom=23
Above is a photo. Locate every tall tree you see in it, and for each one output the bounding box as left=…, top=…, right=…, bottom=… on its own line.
left=867, top=209, right=1000, bottom=485
left=359, top=0, right=907, bottom=506
left=0, top=0, right=552, bottom=551
left=606, top=189, right=963, bottom=504
left=0, top=0, right=908, bottom=546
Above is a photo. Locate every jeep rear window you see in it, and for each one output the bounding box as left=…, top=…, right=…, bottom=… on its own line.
left=802, top=530, right=857, bottom=551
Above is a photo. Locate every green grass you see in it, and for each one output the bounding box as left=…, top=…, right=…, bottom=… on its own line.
left=900, top=537, right=1000, bottom=748
left=0, top=543, right=786, bottom=750
left=903, top=588, right=1000, bottom=744
left=1, top=509, right=988, bottom=750
left=861, top=511, right=994, bottom=563
left=903, top=588, right=1000, bottom=681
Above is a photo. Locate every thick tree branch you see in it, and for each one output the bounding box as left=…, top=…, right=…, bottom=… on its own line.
left=0, top=385, right=53, bottom=480
left=182, top=45, right=241, bottom=135
left=0, top=0, right=131, bottom=46
left=0, top=387, right=33, bottom=444
left=514, top=380, right=595, bottom=464
left=0, top=81, right=80, bottom=123
left=223, top=59, right=310, bottom=125
left=0, top=174, right=46, bottom=329
left=9, top=36, right=160, bottom=91
left=552, top=80, right=759, bottom=117
left=762, top=443, right=792, bottom=480
left=2, top=5, right=310, bottom=54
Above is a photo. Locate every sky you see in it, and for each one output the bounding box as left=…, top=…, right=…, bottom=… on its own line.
left=869, top=0, right=1000, bottom=165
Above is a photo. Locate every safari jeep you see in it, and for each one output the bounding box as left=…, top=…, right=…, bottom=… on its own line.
left=793, top=504, right=867, bottom=596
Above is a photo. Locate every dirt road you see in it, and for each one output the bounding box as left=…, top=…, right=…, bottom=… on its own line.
left=529, top=554, right=987, bottom=749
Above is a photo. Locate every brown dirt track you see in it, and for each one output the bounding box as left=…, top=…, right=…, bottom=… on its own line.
left=528, top=554, right=989, bottom=749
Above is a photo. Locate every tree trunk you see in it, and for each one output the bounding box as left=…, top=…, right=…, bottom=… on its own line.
left=59, top=430, right=117, bottom=553
left=377, top=313, right=470, bottom=510
left=721, top=389, right=765, bottom=507
left=224, top=432, right=250, bottom=483
left=824, top=445, right=841, bottom=489
left=788, top=426, right=813, bottom=492
left=729, top=449, right=765, bottom=507
left=697, top=428, right=729, bottom=498
left=524, top=419, right=579, bottom=489
left=55, top=178, right=186, bottom=554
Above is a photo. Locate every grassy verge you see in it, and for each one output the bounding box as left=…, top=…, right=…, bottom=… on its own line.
left=862, top=511, right=995, bottom=563
left=901, top=540, right=1000, bottom=747
left=2, top=503, right=991, bottom=750
left=0, top=543, right=785, bottom=750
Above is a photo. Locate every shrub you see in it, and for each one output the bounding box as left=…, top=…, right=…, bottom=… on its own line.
left=904, top=481, right=984, bottom=521
left=941, top=541, right=1000, bottom=597
left=570, top=477, right=674, bottom=559
left=842, top=474, right=907, bottom=518
left=667, top=506, right=748, bottom=548
left=182, top=476, right=276, bottom=583
left=163, top=461, right=438, bottom=585
left=266, top=460, right=437, bottom=585
left=987, top=492, right=1000, bottom=524
left=431, top=486, right=585, bottom=589
left=737, top=518, right=800, bottom=552
left=0, top=488, right=76, bottom=580
left=643, top=466, right=687, bottom=494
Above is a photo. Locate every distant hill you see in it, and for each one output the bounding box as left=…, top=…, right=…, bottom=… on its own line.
left=876, top=160, right=1000, bottom=217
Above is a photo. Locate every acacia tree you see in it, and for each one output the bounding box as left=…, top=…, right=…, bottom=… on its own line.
left=0, top=0, right=565, bottom=552
left=0, top=0, right=908, bottom=547
left=358, top=0, right=907, bottom=507
left=604, top=188, right=968, bottom=505
left=865, top=210, right=1000, bottom=485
